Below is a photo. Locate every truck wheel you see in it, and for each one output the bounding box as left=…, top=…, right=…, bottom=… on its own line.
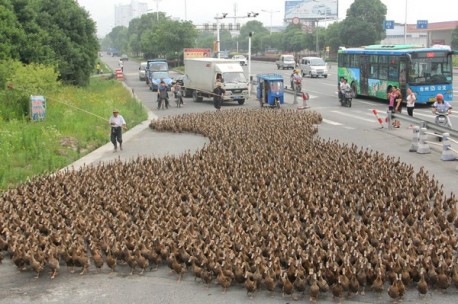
left=238, top=99, right=245, bottom=105
left=192, top=91, right=202, bottom=102
left=184, top=88, right=192, bottom=98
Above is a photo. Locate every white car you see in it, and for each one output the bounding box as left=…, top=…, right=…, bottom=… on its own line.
left=232, top=55, right=247, bottom=66
left=138, top=62, right=147, bottom=81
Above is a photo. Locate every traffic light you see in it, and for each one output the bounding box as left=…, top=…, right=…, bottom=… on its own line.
left=236, top=23, right=240, bottom=30
left=212, top=23, right=217, bottom=31
left=204, top=23, right=209, bottom=31
left=220, top=23, right=225, bottom=30
left=228, top=23, right=233, bottom=30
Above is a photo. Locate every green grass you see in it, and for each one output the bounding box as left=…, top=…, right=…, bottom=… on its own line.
left=0, top=78, right=147, bottom=191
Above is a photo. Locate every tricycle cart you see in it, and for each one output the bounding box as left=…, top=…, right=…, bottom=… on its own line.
left=256, top=73, right=284, bottom=108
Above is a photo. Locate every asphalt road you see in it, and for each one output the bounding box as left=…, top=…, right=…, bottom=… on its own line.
left=1, top=55, right=457, bottom=304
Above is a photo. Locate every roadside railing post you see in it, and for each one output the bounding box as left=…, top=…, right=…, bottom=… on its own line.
left=409, top=126, right=420, bottom=152
left=387, top=110, right=392, bottom=130
left=440, top=133, right=456, bottom=161
left=417, top=127, right=431, bottom=154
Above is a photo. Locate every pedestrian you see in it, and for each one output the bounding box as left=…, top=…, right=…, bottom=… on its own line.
left=393, top=86, right=403, bottom=113
left=171, top=82, right=183, bottom=107
left=96, top=62, right=101, bottom=74
left=109, top=109, right=127, bottom=152
left=387, top=87, right=396, bottom=113
left=118, top=59, right=123, bottom=72
left=157, top=80, right=169, bottom=109
left=213, top=81, right=225, bottom=110
left=406, top=88, right=416, bottom=116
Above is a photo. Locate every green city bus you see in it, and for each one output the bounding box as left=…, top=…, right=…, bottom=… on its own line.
left=337, top=44, right=454, bottom=104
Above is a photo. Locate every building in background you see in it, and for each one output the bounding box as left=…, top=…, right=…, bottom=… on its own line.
left=382, top=21, right=458, bottom=47
left=114, top=0, right=149, bottom=28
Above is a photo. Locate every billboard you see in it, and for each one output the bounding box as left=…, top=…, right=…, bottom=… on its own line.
left=30, top=95, right=46, bottom=121
left=285, top=0, right=338, bottom=21
left=183, top=48, right=211, bottom=59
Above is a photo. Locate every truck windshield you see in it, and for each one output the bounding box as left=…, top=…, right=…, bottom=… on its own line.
left=152, top=72, right=170, bottom=79
left=223, top=72, right=247, bottom=83
left=148, top=62, right=168, bottom=71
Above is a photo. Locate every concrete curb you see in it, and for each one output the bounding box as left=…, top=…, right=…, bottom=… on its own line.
left=60, top=81, right=158, bottom=172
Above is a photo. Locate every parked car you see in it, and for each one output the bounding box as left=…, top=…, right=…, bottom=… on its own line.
left=120, top=54, right=129, bottom=61
left=138, top=62, right=147, bottom=81
left=276, top=54, right=296, bottom=70
left=232, top=55, right=247, bottom=66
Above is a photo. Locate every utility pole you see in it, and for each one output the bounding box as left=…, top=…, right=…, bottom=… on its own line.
left=184, top=0, right=187, bottom=20
left=152, top=0, right=161, bottom=21
left=404, top=0, right=408, bottom=44
left=261, top=9, right=280, bottom=35
left=215, top=12, right=258, bottom=59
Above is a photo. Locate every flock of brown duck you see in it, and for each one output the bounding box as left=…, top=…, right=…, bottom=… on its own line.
left=1, top=109, right=457, bottom=302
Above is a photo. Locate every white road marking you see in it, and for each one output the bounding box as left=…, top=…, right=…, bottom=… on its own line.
left=322, top=119, right=343, bottom=125
left=331, top=110, right=378, bottom=123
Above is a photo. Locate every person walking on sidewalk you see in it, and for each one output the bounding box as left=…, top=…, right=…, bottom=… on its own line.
left=109, top=109, right=127, bottom=152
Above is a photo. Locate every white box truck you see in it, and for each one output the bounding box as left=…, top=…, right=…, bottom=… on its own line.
left=183, top=58, right=249, bottom=105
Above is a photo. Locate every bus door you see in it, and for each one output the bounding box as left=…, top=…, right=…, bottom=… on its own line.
left=360, top=55, right=370, bottom=96
left=399, top=59, right=407, bottom=100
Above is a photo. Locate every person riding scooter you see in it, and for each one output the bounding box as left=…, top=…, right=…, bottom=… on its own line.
left=339, top=78, right=352, bottom=106
left=432, top=93, right=452, bottom=128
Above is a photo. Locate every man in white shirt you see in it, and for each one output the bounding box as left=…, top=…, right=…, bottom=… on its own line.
left=109, top=109, right=127, bottom=152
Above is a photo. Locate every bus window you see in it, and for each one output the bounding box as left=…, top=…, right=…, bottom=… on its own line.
left=353, top=55, right=360, bottom=67
left=339, top=54, right=348, bottom=67
left=379, top=65, right=388, bottom=80
left=370, top=64, right=378, bottom=78
left=388, top=56, right=399, bottom=81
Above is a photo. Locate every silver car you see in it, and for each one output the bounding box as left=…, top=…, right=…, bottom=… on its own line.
left=138, top=62, right=147, bottom=81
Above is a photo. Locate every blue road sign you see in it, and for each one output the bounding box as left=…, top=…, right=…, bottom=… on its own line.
left=417, top=20, right=428, bottom=29
left=384, top=20, right=394, bottom=29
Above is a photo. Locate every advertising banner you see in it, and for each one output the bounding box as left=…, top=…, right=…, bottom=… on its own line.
left=30, top=95, right=46, bottom=121
left=285, top=0, right=338, bottom=21
left=183, top=48, right=212, bottom=59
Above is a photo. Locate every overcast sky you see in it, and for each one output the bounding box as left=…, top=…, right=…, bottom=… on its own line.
left=76, top=0, right=457, bottom=37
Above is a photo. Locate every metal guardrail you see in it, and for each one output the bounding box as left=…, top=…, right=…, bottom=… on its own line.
left=392, top=112, right=458, bottom=139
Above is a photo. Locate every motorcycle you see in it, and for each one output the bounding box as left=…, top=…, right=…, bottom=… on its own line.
left=434, top=110, right=452, bottom=141
left=340, top=87, right=352, bottom=107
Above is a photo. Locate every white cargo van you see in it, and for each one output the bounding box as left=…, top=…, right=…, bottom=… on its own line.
left=276, top=54, right=296, bottom=70
left=299, top=57, right=328, bottom=78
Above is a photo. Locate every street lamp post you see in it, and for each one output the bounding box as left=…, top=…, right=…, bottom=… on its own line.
left=184, top=0, right=187, bottom=21
left=152, top=0, right=161, bottom=21
left=315, top=20, right=319, bottom=55
left=261, top=9, right=280, bottom=35
left=215, top=12, right=258, bottom=59
left=404, top=0, right=408, bottom=44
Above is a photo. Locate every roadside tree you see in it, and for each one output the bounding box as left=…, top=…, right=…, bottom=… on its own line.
left=341, top=0, right=387, bottom=46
